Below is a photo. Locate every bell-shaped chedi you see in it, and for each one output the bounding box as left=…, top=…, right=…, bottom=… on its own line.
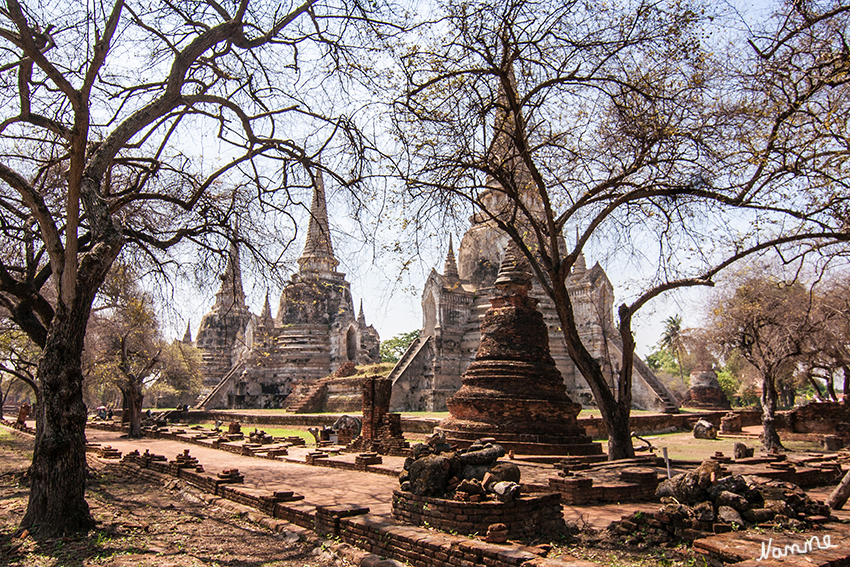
left=438, top=242, right=602, bottom=456
left=681, top=369, right=731, bottom=410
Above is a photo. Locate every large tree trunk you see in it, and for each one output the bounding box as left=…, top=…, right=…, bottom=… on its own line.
left=826, top=370, right=838, bottom=402
left=605, top=403, right=634, bottom=460
left=842, top=366, right=849, bottom=404
left=807, top=373, right=825, bottom=400
left=780, top=382, right=795, bottom=409
left=120, top=378, right=144, bottom=438
left=21, top=308, right=94, bottom=537
left=761, top=371, right=783, bottom=451
left=551, top=282, right=635, bottom=460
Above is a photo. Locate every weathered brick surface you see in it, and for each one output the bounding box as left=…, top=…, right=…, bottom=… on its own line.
left=116, top=445, right=595, bottom=567
left=693, top=526, right=850, bottom=566
left=391, top=490, right=566, bottom=539
left=348, top=376, right=410, bottom=456
left=439, top=274, right=601, bottom=456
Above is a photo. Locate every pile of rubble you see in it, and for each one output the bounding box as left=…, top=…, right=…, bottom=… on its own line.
left=608, top=459, right=833, bottom=545
left=393, top=432, right=568, bottom=539
left=248, top=429, right=275, bottom=444
left=399, top=433, right=522, bottom=503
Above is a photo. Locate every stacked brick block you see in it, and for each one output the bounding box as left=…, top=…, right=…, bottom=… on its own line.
left=391, top=490, right=565, bottom=539
left=348, top=376, right=410, bottom=456
left=549, top=467, right=660, bottom=505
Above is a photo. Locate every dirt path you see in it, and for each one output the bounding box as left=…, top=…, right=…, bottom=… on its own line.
left=85, top=429, right=398, bottom=517
left=0, top=427, right=346, bottom=567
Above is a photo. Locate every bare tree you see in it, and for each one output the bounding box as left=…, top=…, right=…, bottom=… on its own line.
left=0, top=322, right=39, bottom=418
left=0, top=0, right=392, bottom=537
left=805, top=275, right=850, bottom=403
left=391, top=0, right=850, bottom=459
left=146, top=339, right=203, bottom=408
left=708, top=270, right=834, bottom=449
left=86, top=263, right=162, bottom=437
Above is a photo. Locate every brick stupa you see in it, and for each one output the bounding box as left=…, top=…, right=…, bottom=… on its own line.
left=680, top=369, right=731, bottom=410
left=438, top=242, right=603, bottom=456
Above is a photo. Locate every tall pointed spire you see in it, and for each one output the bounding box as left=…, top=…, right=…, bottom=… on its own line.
left=182, top=320, right=193, bottom=343
left=443, top=235, right=460, bottom=283
left=573, top=252, right=587, bottom=275
left=214, top=238, right=247, bottom=311
left=298, top=168, right=339, bottom=274
left=357, top=299, right=366, bottom=326
left=261, top=291, right=273, bottom=321
left=494, top=240, right=532, bottom=293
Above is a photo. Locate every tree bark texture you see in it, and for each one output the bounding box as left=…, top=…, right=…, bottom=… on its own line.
left=827, top=469, right=850, bottom=510
left=20, top=209, right=121, bottom=537
left=121, top=381, right=143, bottom=438
left=761, top=371, right=783, bottom=451
left=551, top=282, right=635, bottom=460
left=843, top=366, right=849, bottom=404
left=21, top=306, right=94, bottom=537
left=826, top=373, right=838, bottom=402
left=605, top=404, right=635, bottom=461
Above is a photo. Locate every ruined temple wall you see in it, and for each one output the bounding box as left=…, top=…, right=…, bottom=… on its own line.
left=388, top=337, right=436, bottom=412
left=196, top=309, right=253, bottom=387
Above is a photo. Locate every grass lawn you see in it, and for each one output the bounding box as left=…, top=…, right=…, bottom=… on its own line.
left=187, top=422, right=314, bottom=444
left=596, top=430, right=824, bottom=462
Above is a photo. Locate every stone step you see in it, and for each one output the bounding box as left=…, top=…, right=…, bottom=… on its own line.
left=443, top=434, right=605, bottom=456
left=443, top=430, right=597, bottom=446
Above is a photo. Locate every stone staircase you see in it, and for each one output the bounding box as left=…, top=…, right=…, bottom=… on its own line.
left=633, top=354, right=680, bottom=413
left=195, top=360, right=246, bottom=409
left=607, top=335, right=680, bottom=413
left=387, top=335, right=433, bottom=386
left=281, top=376, right=333, bottom=413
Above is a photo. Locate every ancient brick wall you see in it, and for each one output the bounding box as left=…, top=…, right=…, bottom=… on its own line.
left=390, top=491, right=566, bottom=539
left=114, top=454, right=583, bottom=567
left=548, top=468, right=659, bottom=505
left=787, top=402, right=850, bottom=435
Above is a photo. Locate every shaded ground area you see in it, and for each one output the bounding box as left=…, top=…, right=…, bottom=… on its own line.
left=85, top=428, right=398, bottom=516
left=4, top=419, right=849, bottom=567
left=0, top=428, right=343, bottom=567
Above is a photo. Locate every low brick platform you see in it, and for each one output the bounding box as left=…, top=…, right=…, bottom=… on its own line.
left=392, top=490, right=566, bottom=539
left=693, top=525, right=850, bottom=565
left=549, top=467, right=660, bottom=505
left=95, top=438, right=596, bottom=567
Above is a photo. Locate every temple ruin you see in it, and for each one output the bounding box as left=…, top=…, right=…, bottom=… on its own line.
left=437, top=242, right=603, bottom=455
left=387, top=65, right=678, bottom=414
left=195, top=171, right=380, bottom=409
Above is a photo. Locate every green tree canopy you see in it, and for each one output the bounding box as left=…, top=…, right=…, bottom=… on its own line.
left=380, top=330, right=420, bottom=363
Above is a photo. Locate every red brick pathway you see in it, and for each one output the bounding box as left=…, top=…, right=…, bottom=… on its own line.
left=86, top=429, right=399, bottom=516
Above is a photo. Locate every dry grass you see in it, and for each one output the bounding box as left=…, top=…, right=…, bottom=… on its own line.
left=0, top=427, right=342, bottom=567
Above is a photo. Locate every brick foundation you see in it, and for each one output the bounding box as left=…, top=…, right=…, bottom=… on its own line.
left=548, top=467, right=660, bottom=505
left=391, top=490, right=566, bottom=539
left=107, top=451, right=581, bottom=567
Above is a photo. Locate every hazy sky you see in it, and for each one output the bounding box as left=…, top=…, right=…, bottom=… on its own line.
left=164, top=0, right=781, bottom=358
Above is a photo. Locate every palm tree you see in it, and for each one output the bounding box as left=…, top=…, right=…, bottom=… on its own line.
left=661, top=315, right=686, bottom=385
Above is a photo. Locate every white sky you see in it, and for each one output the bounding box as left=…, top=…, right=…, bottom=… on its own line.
left=159, top=0, right=780, bottom=359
